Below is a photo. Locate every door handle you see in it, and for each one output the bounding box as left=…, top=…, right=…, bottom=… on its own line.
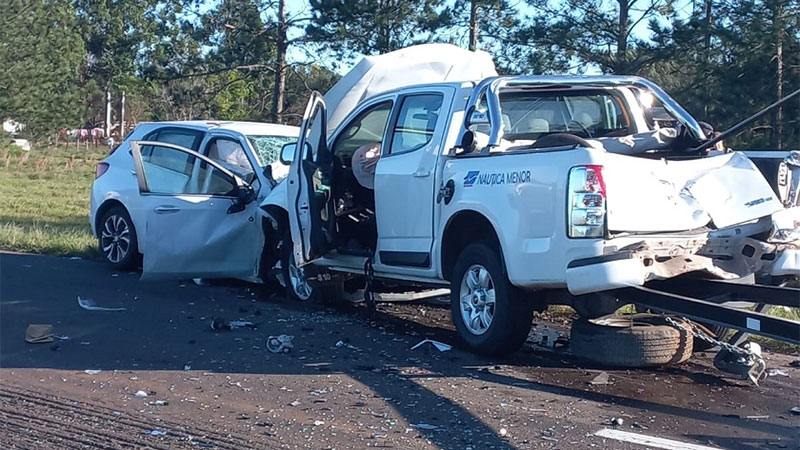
left=154, top=205, right=180, bottom=214
left=414, top=170, right=430, bottom=178
left=130, top=170, right=137, bottom=176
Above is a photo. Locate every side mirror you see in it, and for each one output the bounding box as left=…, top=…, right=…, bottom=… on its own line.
left=263, top=164, right=276, bottom=188
left=279, top=142, right=297, bottom=165
left=227, top=185, right=256, bottom=214
left=460, top=130, right=476, bottom=154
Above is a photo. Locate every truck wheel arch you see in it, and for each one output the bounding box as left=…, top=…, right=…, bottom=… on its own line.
left=440, top=210, right=504, bottom=281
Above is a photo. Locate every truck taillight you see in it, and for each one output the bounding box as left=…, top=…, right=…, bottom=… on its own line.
left=568, top=165, right=606, bottom=238
left=95, top=162, right=109, bottom=179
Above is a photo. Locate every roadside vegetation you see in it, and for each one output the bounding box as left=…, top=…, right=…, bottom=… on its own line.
left=0, top=144, right=104, bottom=258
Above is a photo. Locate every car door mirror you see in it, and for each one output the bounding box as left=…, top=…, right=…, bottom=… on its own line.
left=280, top=143, right=296, bottom=164
left=227, top=184, right=256, bottom=214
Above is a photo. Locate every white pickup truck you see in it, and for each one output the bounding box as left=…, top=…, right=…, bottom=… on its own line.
left=259, top=75, right=799, bottom=355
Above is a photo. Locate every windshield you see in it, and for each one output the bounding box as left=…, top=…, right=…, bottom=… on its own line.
left=496, top=89, right=633, bottom=141
left=247, top=135, right=296, bottom=166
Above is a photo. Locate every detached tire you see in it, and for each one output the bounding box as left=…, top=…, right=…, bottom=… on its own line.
left=570, top=314, right=693, bottom=367
left=450, top=242, right=533, bottom=356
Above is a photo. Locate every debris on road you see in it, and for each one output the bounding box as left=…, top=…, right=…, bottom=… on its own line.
left=790, top=407, right=800, bottom=415
left=210, top=318, right=256, bottom=331
left=605, top=417, right=624, bottom=426
left=767, top=369, right=788, bottom=377
left=184, top=365, right=191, bottom=371
left=77, top=296, right=126, bottom=312
left=134, top=390, right=149, bottom=398
left=589, top=371, right=612, bottom=385
left=499, top=427, right=508, bottom=436
left=25, top=324, right=54, bottom=344
left=412, top=423, right=438, bottom=430
left=84, top=369, right=101, bottom=375
left=149, top=430, right=167, bottom=436
left=228, top=320, right=255, bottom=329
left=410, top=339, right=451, bottom=352
left=266, top=335, right=294, bottom=353
left=149, top=400, right=168, bottom=406
left=335, top=340, right=360, bottom=351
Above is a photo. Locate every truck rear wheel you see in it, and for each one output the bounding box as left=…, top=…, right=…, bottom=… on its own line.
left=450, top=242, right=533, bottom=356
left=570, top=314, right=694, bottom=367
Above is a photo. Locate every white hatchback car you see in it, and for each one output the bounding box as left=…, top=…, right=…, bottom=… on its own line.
left=89, top=121, right=298, bottom=280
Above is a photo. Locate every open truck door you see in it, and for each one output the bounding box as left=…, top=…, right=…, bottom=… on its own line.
left=285, top=92, right=336, bottom=266
left=129, top=140, right=262, bottom=280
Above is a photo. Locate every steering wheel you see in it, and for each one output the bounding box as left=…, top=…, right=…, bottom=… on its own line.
left=530, top=133, right=594, bottom=150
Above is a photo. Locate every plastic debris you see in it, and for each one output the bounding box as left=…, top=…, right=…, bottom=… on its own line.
left=313, top=420, right=325, bottom=426
left=53, top=335, right=70, bottom=340
left=184, top=365, right=191, bottom=371
left=266, top=335, right=294, bottom=353
left=410, top=339, right=452, bottom=352
left=767, top=369, right=789, bottom=377
left=149, top=400, right=168, bottom=406
left=192, top=278, right=206, bottom=286
left=746, top=415, right=770, bottom=420
left=84, top=369, right=102, bottom=375
left=149, top=430, right=167, bottom=436
left=499, top=428, right=508, bottom=436
left=335, top=340, right=360, bottom=350
left=790, top=407, right=800, bottom=415
left=25, top=324, right=54, bottom=344
left=589, top=372, right=611, bottom=385
left=78, top=296, right=126, bottom=312
left=606, top=417, right=624, bottom=426
left=134, top=390, right=149, bottom=398
left=229, top=320, right=255, bottom=329
left=413, top=423, right=438, bottom=430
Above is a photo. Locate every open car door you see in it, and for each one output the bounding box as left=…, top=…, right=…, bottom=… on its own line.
left=286, top=92, right=336, bottom=266
left=129, top=140, right=263, bottom=280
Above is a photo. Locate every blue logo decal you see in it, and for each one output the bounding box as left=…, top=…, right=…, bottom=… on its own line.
left=464, top=170, right=479, bottom=187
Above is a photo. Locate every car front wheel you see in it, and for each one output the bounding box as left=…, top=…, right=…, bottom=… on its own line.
left=450, top=242, right=533, bottom=356
left=98, top=206, right=140, bottom=270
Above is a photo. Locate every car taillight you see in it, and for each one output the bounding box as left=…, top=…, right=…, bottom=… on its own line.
left=568, top=165, right=606, bottom=238
left=95, top=162, right=109, bottom=179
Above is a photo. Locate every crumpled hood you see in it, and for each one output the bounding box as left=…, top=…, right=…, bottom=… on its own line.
left=604, top=152, right=784, bottom=233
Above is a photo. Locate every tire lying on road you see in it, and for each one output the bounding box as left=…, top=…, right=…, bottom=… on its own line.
left=570, top=314, right=693, bottom=367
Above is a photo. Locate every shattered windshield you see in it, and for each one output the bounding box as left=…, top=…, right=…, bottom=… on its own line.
left=497, top=89, right=633, bottom=141
left=246, top=135, right=296, bottom=167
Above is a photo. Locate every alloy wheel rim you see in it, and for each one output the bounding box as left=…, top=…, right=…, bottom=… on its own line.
left=459, top=264, right=496, bottom=335
left=288, top=252, right=313, bottom=300
left=100, top=214, right=130, bottom=264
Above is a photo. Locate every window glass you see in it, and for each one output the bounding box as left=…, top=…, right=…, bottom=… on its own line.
left=140, top=128, right=203, bottom=173
left=206, top=138, right=255, bottom=181
left=247, top=135, right=296, bottom=167
left=498, top=90, right=632, bottom=140
left=155, top=128, right=203, bottom=149
left=141, top=146, right=235, bottom=196
left=390, top=94, right=443, bottom=154
left=331, top=102, right=392, bottom=164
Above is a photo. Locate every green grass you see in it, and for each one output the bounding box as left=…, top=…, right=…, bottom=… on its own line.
left=0, top=144, right=105, bottom=258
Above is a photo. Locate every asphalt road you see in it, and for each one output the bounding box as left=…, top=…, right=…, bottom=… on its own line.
left=1, top=252, right=798, bottom=449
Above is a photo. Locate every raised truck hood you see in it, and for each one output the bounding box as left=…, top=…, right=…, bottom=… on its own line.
left=604, top=152, right=783, bottom=233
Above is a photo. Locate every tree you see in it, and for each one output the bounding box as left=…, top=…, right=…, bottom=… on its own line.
left=306, top=0, right=441, bottom=61
left=0, top=0, right=86, bottom=139
left=648, top=0, right=800, bottom=149
left=519, top=0, right=676, bottom=74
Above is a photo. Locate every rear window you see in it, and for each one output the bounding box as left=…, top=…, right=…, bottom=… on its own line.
left=497, top=89, right=632, bottom=141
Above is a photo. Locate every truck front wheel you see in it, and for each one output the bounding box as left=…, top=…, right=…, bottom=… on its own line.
left=450, top=243, right=533, bottom=356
